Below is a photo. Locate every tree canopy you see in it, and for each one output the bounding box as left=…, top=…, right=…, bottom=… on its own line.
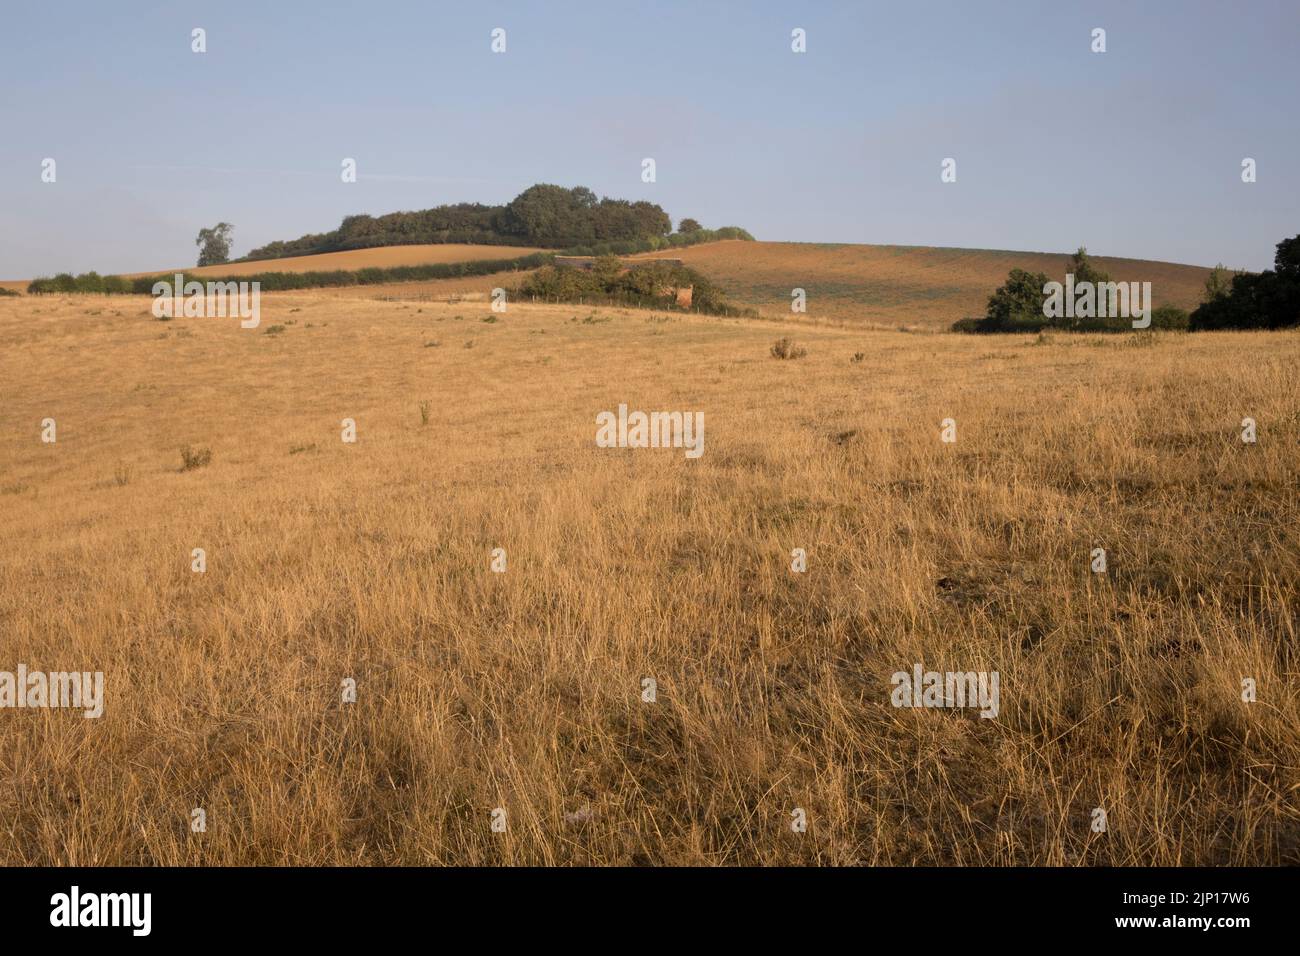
left=243, top=185, right=675, bottom=261
left=196, top=223, right=234, bottom=266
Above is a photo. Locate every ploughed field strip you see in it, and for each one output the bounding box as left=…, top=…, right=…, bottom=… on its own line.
left=0, top=291, right=1296, bottom=865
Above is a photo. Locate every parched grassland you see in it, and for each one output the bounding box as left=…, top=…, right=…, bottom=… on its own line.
left=633, top=240, right=1216, bottom=329
left=0, top=245, right=547, bottom=296
left=121, top=243, right=547, bottom=279
left=0, top=293, right=1296, bottom=865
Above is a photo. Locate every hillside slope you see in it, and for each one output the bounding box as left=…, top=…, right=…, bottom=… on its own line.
left=125, top=243, right=545, bottom=279
left=7, top=241, right=1218, bottom=329
left=631, top=241, right=1216, bottom=329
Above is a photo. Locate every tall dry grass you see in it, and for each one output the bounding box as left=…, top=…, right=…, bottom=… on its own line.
left=0, top=293, right=1296, bottom=865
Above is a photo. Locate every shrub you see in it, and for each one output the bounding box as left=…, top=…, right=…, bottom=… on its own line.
left=75, top=272, right=105, bottom=293
left=984, top=268, right=1050, bottom=332
left=770, top=337, right=807, bottom=359
left=180, top=445, right=212, bottom=471
left=517, top=260, right=752, bottom=317
left=1150, top=305, right=1189, bottom=331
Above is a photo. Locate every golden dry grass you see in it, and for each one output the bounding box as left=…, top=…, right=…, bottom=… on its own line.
left=123, top=243, right=545, bottom=279
left=1, top=291, right=1297, bottom=865
left=633, top=240, right=1217, bottom=329
left=0, top=244, right=544, bottom=294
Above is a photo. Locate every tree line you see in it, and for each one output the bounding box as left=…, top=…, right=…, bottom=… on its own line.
left=26, top=254, right=552, bottom=296
left=1187, top=235, right=1300, bottom=330
left=238, top=184, right=745, bottom=261
left=955, top=234, right=1300, bottom=333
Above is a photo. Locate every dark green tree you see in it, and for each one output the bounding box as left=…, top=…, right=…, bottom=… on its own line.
left=1203, top=263, right=1234, bottom=302
left=1190, top=233, right=1300, bottom=330
left=983, top=268, right=1050, bottom=331
left=196, top=223, right=234, bottom=266
left=1065, top=246, right=1110, bottom=285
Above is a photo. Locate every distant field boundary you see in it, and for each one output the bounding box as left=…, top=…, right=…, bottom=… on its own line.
left=25, top=253, right=553, bottom=296
left=22, top=229, right=754, bottom=296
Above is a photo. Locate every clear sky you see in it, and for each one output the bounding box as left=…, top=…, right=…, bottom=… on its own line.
left=1, top=0, right=1296, bottom=278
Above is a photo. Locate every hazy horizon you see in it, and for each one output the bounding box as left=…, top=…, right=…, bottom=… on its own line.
left=2, top=0, right=1297, bottom=278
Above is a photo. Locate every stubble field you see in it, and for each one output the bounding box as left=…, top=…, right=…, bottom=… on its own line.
left=633, top=240, right=1217, bottom=329
left=1, top=291, right=1296, bottom=865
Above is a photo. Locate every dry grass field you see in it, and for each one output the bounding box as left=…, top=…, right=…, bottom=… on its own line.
left=0, top=244, right=544, bottom=294
left=632, top=240, right=1217, bottom=329
left=123, top=243, right=546, bottom=279
left=1, top=290, right=1297, bottom=866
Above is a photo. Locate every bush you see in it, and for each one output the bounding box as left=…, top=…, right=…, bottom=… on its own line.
left=1150, top=305, right=1189, bottom=331
left=517, top=259, right=753, bottom=318
left=180, top=445, right=212, bottom=471
left=962, top=250, right=1193, bottom=334
left=984, top=268, right=1050, bottom=331
left=770, top=337, right=807, bottom=359
left=75, top=272, right=104, bottom=293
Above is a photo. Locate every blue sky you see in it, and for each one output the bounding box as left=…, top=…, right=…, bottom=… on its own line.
left=1, top=0, right=1296, bottom=277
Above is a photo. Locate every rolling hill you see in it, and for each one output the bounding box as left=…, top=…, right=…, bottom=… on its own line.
left=629, top=241, right=1217, bottom=329
left=6, top=240, right=1219, bottom=331
left=292, top=240, right=1218, bottom=328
